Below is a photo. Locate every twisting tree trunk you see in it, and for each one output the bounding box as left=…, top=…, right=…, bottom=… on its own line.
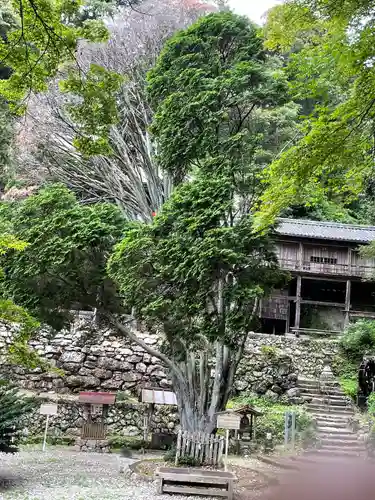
left=111, top=298, right=259, bottom=433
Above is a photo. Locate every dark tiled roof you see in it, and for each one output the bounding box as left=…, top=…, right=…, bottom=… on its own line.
left=276, top=218, right=375, bottom=243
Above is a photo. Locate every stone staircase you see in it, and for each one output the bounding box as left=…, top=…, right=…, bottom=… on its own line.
left=298, top=378, right=365, bottom=457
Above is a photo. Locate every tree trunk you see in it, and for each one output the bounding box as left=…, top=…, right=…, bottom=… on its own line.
left=110, top=314, right=256, bottom=435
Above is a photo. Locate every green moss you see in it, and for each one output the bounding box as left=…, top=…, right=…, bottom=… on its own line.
left=260, top=345, right=278, bottom=358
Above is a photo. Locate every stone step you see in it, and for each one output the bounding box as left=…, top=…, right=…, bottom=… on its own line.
left=315, top=419, right=350, bottom=429
left=317, top=426, right=353, bottom=435
left=306, top=403, right=354, bottom=414
left=320, top=437, right=361, bottom=447
left=305, top=396, right=349, bottom=406
left=298, top=379, right=340, bottom=387
left=305, top=448, right=364, bottom=457
left=299, top=386, right=344, bottom=395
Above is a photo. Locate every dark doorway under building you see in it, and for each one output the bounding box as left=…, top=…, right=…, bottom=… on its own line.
left=259, top=318, right=287, bottom=335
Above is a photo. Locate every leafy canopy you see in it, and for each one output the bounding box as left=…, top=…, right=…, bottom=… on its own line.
left=0, top=184, right=127, bottom=329
left=108, top=175, right=287, bottom=350
left=0, top=0, right=109, bottom=110
left=256, top=0, right=375, bottom=228
left=0, top=0, right=125, bottom=154
left=147, top=12, right=289, bottom=184
left=109, top=12, right=289, bottom=355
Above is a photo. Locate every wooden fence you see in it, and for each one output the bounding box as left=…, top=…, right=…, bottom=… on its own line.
left=175, top=431, right=225, bottom=467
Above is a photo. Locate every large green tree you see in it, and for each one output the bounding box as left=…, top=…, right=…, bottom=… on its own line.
left=256, top=0, right=375, bottom=228
left=0, top=13, right=289, bottom=432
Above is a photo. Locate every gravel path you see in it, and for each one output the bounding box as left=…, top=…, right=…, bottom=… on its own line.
left=0, top=448, right=210, bottom=500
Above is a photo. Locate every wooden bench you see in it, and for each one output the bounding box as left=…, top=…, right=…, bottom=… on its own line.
left=156, top=467, right=236, bottom=499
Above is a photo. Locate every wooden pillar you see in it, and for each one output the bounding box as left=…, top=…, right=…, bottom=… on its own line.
left=285, top=302, right=290, bottom=334
left=345, top=279, right=351, bottom=326
left=298, top=242, right=303, bottom=270
left=295, top=275, right=302, bottom=335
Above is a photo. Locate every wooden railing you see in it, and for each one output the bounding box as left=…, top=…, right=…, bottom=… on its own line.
left=278, top=258, right=375, bottom=278
left=175, top=431, right=225, bottom=467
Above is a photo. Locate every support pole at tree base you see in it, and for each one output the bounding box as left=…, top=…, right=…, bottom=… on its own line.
left=42, top=414, right=50, bottom=452
left=224, top=429, right=229, bottom=472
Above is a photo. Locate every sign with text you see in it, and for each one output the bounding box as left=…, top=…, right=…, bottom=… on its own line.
left=217, top=413, right=241, bottom=430
left=78, top=392, right=116, bottom=405
left=141, top=388, right=177, bottom=405
left=40, top=403, right=58, bottom=416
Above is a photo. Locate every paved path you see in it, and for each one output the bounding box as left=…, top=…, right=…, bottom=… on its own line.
left=0, top=449, right=209, bottom=500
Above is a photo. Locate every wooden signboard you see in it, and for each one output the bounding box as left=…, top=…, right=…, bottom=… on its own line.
left=217, top=413, right=241, bottom=430
left=39, top=403, right=58, bottom=416
left=78, top=392, right=116, bottom=405
left=40, top=403, right=58, bottom=452
left=141, top=388, right=177, bottom=405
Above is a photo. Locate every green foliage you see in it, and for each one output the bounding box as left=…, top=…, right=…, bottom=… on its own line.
left=108, top=181, right=287, bottom=349
left=164, top=447, right=201, bottom=466
left=0, top=379, right=35, bottom=453
left=339, top=377, right=357, bottom=400
left=163, top=446, right=177, bottom=463
left=60, top=64, right=124, bottom=155
left=0, top=0, right=109, bottom=109
left=109, top=13, right=289, bottom=351
left=260, top=345, right=278, bottom=359
left=0, top=184, right=127, bottom=329
left=176, top=454, right=201, bottom=467
left=0, top=232, right=41, bottom=368
left=147, top=11, right=289, bottom=184
left=229, top=395, right=314, bottom=445
left=368, top=393, right=375, bottom=415
left=21, top=433, right=75, bottom=446
left=255, top=0, right=375, bottom=228
left=340, top=320, right=375, bottom=364
left=108, top=434, right=149, bottom=450
left=0, top=1, right=126, bottom=156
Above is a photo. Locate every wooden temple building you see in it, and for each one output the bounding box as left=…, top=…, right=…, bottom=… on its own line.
left=259, top=219, right=375, bottom=336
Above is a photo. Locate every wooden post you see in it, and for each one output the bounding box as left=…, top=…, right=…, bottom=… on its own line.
left=175, top=430, right=182, bottom=466
left=345, top=279, right=351, bottom=326
left=295, top=275, right=302, bottom=335
left=285, top=302, right=290, bottom=334
left=224, top=429, right=229, bottom=471
left=291, top=411, right=296, bottom=450
left=253, top=416, right=256, bottom=441
left=298, top=242, right=303, bottom=270
left=227, top=478, right=234, bottom=500
left=347, top=247, right=352, bottom=274
left=157, top=478, right=164, bottom=494
left=42, top=414, right=49, bottom=452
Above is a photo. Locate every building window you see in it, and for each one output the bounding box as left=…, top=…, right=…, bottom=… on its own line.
left=310, top=256, right=337, bottom=265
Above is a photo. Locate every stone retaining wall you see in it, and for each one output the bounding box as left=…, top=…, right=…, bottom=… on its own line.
left=0, top=318, right=340, bottom=400
left=22, top=394, right=178, bottom=440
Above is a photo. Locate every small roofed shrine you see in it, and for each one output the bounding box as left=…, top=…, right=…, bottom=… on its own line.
left=75, top=391, right=116, bottom=453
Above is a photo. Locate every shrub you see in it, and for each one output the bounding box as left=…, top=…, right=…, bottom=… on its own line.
left=339, top=377, right=357, bottom=400
left=368, top=393, right=375, bottom=415
left=176, top=454, right=201, bottom=467
left=228, top=395, right=314, bottom=446
left=260, top=346, right=278, bottom=359
left=164, top=448, right=201, bottom=466
left=163, top=446, right=176, bottom=463
left=0, top=380, right=35, bottom=453
left=108, top=435, right=149, bottom=450
left=340, top=320, right=375, bottom=363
